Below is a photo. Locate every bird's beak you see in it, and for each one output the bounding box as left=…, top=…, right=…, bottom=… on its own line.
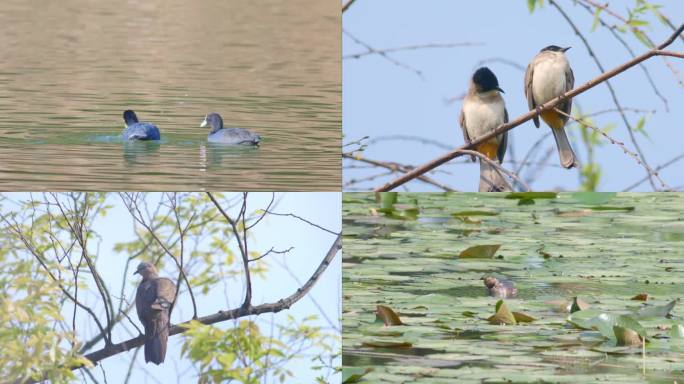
left=133, top=270, right=139, bottom=275
left=200, top=118, right=208, bottom=128
left=562, top=46, right=571, bottom=52
left=497, top=87, right=505, bottom=94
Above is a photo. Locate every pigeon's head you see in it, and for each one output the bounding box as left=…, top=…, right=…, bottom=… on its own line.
left=134, top=261, right=158, bottom=279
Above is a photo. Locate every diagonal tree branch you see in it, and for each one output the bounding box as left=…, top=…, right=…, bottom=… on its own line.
left=374, top=23, right=684, bottom=192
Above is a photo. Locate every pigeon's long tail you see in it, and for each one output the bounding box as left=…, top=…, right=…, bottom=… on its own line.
left=478, top=159, right=511, bottom=192
left=144, top=313, right=169, bottom=364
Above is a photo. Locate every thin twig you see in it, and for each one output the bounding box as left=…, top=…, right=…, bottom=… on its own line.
left=343, top=29, right=425, bottom=79
left=344, top=42, right=484, bottom=60
left=250, top=247, right=295, bottom=263
left=206, top=192, right=252, bottom=308
left=555, top=108, right=670, bottom=190
left=456, top=149, right=530, bottom=192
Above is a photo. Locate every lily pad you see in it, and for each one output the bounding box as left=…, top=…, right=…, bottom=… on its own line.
left=633, top=300, right=676, bottom=319
left=452, top=210, right=499, bottom=217
left=459, top=244, right=501, bottom=258
left=342, top=367, right=373, bottom=383
left=376, top=305, right=404, bottom=326
left=570, top=192, right=617, bottom=205
left=613, top=325, right=643, bottom=346
left=487, top=300, right=517, bottom=325
left=512, top=311, right=535, bottom=323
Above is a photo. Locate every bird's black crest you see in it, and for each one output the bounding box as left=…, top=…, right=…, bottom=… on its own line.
left=472, top=67, right=502, bottom=93
left=540, top=45, right=569, bottom=52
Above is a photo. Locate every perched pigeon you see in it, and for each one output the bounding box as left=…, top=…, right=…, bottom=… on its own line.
left=134, top=261, right=176, bottom=364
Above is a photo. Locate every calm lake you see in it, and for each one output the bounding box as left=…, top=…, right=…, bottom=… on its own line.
left=343, top=193, right=684, bottom=383
left=0, top=0, right=340, bottom=190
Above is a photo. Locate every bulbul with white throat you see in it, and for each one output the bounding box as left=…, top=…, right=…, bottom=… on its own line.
left=525, top=45, right=577, bottom=169
left=460, top=67, right=510, bottom=192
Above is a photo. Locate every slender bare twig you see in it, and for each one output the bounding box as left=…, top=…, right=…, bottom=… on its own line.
left=246, top=192, right=275, bottom=230
left=474, top=57, right=526, bottom=72
left=623, top=153, right=684, bottom=191
left=344, top=153, right=456, bottom=191
left=373, top=23, right=684, bottom=191
left=250, top=247, right=295, bottom=263
left=342, top=0, right=356, bottom=13
left=456, top=149, right=530, bottom=192
left=555, top=108, right=670, bottom=190
left=344, top=42, right=484, bottom=60
left=206, top=192, right=252, bottom=308
left=343, top=29, right=425, bottom=79
left=366, top=135, right=453, bottom=151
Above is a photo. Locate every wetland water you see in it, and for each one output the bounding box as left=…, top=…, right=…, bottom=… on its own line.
left=343, top=193, right=684, bottom=383
left=0, top=0, right=339, bottom=190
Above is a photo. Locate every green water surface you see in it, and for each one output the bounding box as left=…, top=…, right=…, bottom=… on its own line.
left=343, top=193, right=684, bottom=383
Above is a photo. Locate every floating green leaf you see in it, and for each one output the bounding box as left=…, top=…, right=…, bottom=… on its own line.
left=570, top=192, right=616, bottom=205
left=487, top=300, right=517, bottom=325
left=452, top=210, right=499, bottom=217
left=459, top=244, right=501, bottom=258
left=512, top=311, right=535, bottom=323
left=342, top=367, right=373, bottom=383
left=633, top=300, right=676, bottom=320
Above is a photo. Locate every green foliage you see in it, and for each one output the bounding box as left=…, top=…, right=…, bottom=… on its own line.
left=0, top=192, right=336, bottom=383
left=181, top=315, right=336, bottom=384
left=526, top=0, right=543, bottom=13
left=0, top=259, right=92, bottom=383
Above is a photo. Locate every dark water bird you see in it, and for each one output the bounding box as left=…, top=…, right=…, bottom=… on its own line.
left=122, top=110, right=161, bottom=141
left=200, top=112, right=261, bottom=145
left=135, top=262, right=176, bottom=364
left=484, top=276, right=518, bottom=298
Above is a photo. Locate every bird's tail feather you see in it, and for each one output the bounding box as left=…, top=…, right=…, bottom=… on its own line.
left=551, top=127, right=577, bottom=169
left=479, top=160, right=511, bottom=192
left=144, top=312, right=169, bottom=365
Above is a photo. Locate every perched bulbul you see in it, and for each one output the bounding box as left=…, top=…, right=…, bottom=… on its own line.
left=460, top=67, right=510, bottom=192
left=524, top=45, right=577, bottom=169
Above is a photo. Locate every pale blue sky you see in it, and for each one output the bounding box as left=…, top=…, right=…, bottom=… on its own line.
left=344, top=0, right=684, bottom=191
left=2, top=192, right=341, bottom=383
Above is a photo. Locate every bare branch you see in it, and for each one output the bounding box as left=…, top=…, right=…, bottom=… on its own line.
left=342, top=0, right=356, bottom=13
left=374, top=23, right=684, bottom=191
left=344, top=153, right=456, bottom=191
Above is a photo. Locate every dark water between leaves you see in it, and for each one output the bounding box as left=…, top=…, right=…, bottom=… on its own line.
left=0, top=0, right=340, bottom=190
left=343, top=193, right=684, bottom=383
